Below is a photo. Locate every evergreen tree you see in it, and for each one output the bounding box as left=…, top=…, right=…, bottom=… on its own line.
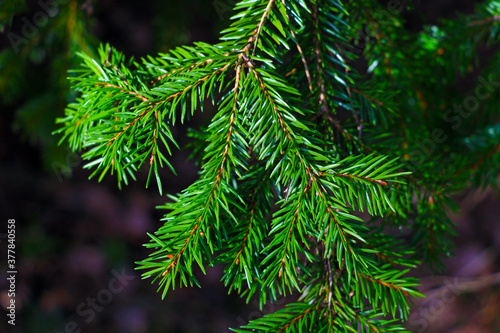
left=56, top=0, right=500, bottom=331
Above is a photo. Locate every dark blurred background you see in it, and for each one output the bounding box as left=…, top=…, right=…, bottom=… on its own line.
left=0, top=0, right=499, bottom=332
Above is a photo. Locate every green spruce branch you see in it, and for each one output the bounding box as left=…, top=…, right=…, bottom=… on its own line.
left=55, top=0, right=500, bottom=331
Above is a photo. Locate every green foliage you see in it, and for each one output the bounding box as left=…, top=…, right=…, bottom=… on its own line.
left=56, top=0, right=500, bottom=331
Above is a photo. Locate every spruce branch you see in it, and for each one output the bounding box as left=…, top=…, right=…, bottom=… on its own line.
left=55, top=0, right=500, bottom=331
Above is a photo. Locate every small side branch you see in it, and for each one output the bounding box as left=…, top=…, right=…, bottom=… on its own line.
left=252, top=0, right=277, bottom=55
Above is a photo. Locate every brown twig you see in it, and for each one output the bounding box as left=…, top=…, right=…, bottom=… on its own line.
left=252, top=0, right=276, bottom=55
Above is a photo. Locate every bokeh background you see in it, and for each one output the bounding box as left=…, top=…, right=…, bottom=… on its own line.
left=0, top=0, right=499, bottom=332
